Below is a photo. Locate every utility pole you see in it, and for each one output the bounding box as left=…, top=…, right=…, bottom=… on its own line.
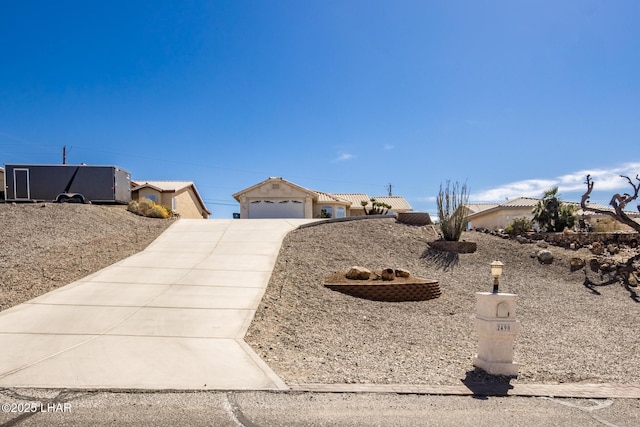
left=387, top=183, right=393, bottom=196
left=62, top=146, right=67, bottom=164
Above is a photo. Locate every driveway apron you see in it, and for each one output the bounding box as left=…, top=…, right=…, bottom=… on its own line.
left=0, top=219, right=316, bottom=390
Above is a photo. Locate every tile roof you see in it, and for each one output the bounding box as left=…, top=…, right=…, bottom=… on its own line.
left=370, top=196, right=413, bottom=211
left=500, top=197, right=541, bottom=207
left=232, top=177, right=318, bottom=201
left=132, top=180, right=194, bottom=192
left=464, top=203, right=499, bottom=214
left=465, top=196, right=640, bottom=218
left=574, top=201, right=640, bottom=217
left=313, top=190, right=351, bottom=204
left=232, top=178, right=412, bottom=211
left=332, top=193, right=370, bottom=207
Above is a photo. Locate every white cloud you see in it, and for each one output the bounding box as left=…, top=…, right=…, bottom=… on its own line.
left=470, top=162, right=640, bottom=202
left=472, top=179, right=556, bottom=202
left=383, top=144, right=395, bottom=150
left=334, top=152, right=354, bottom=162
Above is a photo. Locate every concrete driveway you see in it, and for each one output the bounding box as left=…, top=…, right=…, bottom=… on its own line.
left=0, top=218, right=316, bottom=390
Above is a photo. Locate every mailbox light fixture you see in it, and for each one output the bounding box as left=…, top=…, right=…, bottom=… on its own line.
left=491, top=261, right=503, bottom=293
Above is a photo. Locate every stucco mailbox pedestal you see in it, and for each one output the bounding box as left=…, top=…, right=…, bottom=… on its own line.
left=473, top=292, right=520, bottom=376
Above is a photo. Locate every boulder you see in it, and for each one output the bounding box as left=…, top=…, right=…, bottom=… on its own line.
left=599, top=260, right=615, bottom=273
left=606, top=244, right=620, bottom=255
left=590, top=242, right=604, bottom=255
left=395, top=268, right=411, bottom=278
left=381, top=268, right=395, bottom=281
left=346, top=266, right=372, bottom=280
left=536, top=241, right=549, bottom=249
left=537, top=249, right=554, bottom=264
left=570, top=257, right=585, bottom=271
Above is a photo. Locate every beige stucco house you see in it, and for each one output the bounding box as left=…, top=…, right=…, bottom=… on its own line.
left=465, top=197, right=640, bottom=231
left=232, top=177, right=412, bottom=219
left=465, top=197, right=539, bottom=230
left=131, top=180, right=211, bottom=219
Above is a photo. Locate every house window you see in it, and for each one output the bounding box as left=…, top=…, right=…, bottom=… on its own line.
left=321, top=206, right=333, bottom=218
left=336, top=206, right=346, bottom=218
left=172, top=197, right=177, bottom=211
left=145, top=194, right=158, bottom=203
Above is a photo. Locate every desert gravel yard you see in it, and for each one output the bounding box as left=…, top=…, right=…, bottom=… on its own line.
left=246, top=218, right=640, bottom=386
left=0, top=203, right=172, bottom=311
left=2, top=206, right=639, bottom=387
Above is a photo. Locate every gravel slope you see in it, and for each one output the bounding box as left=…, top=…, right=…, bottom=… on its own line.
left=2, top=208, right=638, bottom=386
left=246, top=218, right=640, bottom=385
left=0, top=203, right=172, bottom=311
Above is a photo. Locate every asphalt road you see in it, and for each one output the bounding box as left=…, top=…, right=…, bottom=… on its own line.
left=1, top=389, right=639, bottom=426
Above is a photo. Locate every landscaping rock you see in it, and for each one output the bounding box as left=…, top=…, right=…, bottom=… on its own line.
left=346, top=266, right=372, bottom=280
left=570, top=257, right=585, bottom=271
left=607, top=244, right=620, bottom=255
left=590, top=242, right=604, bottom=255
left=381, top=268, right=395, bottom=281
left=395, top=268, right=411, bottom=278
left=536, top=241, right=549, bottom=249
left=599, top=260, right=615, bottom=273
left=537, top=249, right=554, bottom=264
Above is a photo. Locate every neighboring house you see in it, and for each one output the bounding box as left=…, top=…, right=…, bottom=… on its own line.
left=131, top=180, right=211, bottom=219
left=232, top=177, right=413, bottom=219
left=0, top=167, right=4, bottom=199
left=465, top=197, right=640, bottom=230
left=465, top=197, right=540, bottom=230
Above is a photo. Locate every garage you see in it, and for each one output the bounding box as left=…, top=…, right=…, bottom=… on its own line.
left=248, top=199, right=305, bottom=218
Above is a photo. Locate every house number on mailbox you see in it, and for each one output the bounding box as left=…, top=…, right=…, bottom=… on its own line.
left=497, top=324, right=510, bottom=331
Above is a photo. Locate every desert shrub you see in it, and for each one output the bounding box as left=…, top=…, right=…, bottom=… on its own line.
left=128, top=198, right=170, bottom=219
left=436, top=180, right=469, bottom=241
left=505, top=217, right=533, bottom=236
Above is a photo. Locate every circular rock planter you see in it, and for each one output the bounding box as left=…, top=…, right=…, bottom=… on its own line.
left=324, top=271, right=441, bottom=302
left=428, top=240, right=477, bottom=253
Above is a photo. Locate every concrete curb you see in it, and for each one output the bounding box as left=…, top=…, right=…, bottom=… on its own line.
left=288, top=383, right=640, bottom=399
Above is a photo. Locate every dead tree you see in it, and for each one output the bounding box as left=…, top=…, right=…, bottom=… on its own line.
left=581, top=174, right=640, bottom=233
left=581, top=174, right=640, bottom=298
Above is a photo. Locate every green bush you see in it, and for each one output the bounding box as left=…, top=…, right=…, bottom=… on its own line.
left=505, top=217, right=533, bottom=236
left=128, top=198, right=170, bottom=219
left=532, top=187, right=576, bottom=232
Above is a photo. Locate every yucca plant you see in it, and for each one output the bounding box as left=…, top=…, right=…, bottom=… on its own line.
left=360, top=198, right=392, bottom=215
left=436, top=180, right=469, bottom=241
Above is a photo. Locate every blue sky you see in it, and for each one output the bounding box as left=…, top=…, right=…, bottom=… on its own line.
left=1, top=1, right=639, bottom=218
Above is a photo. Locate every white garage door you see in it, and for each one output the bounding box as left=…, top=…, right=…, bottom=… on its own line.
left=248, top=199, right=305, bottom=218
